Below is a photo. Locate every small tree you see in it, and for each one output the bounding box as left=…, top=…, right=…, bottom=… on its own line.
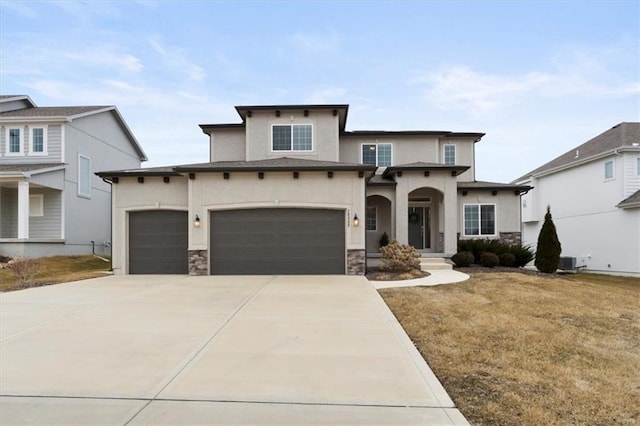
left=535, top=206, right=562, bottom=273
left=379, top=232, right=390, bottom=248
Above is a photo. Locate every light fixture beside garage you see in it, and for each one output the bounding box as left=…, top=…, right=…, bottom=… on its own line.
left=353, top=214, right=360, bottom=227
left=194, top=215, right=201, bottom=227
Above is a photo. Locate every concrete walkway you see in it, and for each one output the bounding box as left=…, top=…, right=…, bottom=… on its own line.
left=372, top=270, right=470, bottom=289
left=1, top=275, right=468, bottom=425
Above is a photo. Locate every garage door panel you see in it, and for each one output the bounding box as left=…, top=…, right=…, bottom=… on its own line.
left=210, top=208, right=345, bottom=275
left=129, top=210, right=188, bottom=274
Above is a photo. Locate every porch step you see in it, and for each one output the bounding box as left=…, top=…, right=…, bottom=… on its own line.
left=419, top=257, right=453, bottom=272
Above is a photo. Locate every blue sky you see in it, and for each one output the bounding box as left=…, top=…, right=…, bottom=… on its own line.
left=1, top=0, right=638, bottom=182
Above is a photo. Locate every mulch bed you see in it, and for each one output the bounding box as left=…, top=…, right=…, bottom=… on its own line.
left=365, top=268, right=430, bottom=281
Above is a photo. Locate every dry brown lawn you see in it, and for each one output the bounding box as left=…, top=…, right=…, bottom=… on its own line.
left=0, top=255, right=111, bottom=292
left=380, top=272, right=640, bottom=425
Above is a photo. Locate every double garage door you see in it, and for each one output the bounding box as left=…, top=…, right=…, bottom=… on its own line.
left=128, top=209, right=345, bottom=275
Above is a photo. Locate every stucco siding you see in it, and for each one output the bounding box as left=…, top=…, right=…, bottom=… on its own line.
left=189, top=172, right=365, bottom=252
left=110, top=176, right=189, bottom=274
left=210, top=128, right=246, bottom=161
left=458, top=190, right=522, bottom=238
left=245, top=110, right=339, bottom=161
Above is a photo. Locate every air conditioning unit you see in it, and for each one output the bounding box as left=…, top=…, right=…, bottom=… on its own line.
left=559, top=257, right=576, bottom=270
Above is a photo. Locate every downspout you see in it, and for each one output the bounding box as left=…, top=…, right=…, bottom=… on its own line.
left=101, top=178, right=114, bottom=269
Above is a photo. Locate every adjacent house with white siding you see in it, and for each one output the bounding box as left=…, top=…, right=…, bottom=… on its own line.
left=515, top=122, right=640, bottom=276
left=0, top=95, right=146, bottom=257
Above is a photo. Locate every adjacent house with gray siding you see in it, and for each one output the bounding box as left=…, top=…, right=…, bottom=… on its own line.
left=0, top=95, right=146, bottom=257
left=515, top=122, right=640, bottom=276
left=98, top=104, right=530, bottom=276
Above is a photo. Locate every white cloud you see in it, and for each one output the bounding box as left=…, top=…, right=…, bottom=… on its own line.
left=63, top=48, right=143, bottom=73
left=148, top=37, right=206, bottom=82
left=415, top=46, right=640, bottom=115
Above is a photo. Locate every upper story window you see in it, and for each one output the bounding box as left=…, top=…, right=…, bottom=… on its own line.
left=604, top=160, right=614, bottom=180
left=637, top=157, right=640, bottom=175
left=443, top=144, right=456, bottom=165
left=463, top=204, right=496, bottom=237
left=6, top=127, right=24, bottom=155
left=272, top=124, right=312, bottom=151
left=78, top=155, right=92, bottom=198
left=362, top=143, right=392, bottom=167
left=30, top=126, right=47, bottom=155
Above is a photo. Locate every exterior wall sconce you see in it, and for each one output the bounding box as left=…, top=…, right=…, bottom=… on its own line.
left=353, top=214, right=360, bottom=227
left=194, top=215, right=201, bottom=228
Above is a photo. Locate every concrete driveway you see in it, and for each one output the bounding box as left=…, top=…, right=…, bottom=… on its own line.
left=0, top=275, right=467, bottom=425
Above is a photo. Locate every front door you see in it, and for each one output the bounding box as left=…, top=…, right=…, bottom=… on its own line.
left=408, top=206, right=431, bottom=250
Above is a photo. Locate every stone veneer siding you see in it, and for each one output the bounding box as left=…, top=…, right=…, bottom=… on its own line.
left=499, top=232, right=522, bottom=246
left=347, top=249, right=366, bottom=275
left=188, top=250, right=208, bottom=275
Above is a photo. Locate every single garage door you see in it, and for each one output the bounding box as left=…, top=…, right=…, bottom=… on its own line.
left=210, top=208, right=345, bottom=275
left=129, top=210, right=188, bottom=274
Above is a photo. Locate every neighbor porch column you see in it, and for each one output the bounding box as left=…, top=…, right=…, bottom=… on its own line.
left=17, top=180, right=29, bottom=239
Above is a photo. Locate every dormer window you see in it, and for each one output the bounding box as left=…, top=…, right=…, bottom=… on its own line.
left=272, top=124, right=312, bottom=151
left=443, top=144, right=456, bottom=165
left=362, top=143, right=392, bottom=167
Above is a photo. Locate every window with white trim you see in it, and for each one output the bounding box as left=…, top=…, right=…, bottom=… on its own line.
left=29, top=194, right=44, bottom=217
left=604, top=160, right=614, bottom=180
left=362, top=143, right=392, bottom=167
left=78, top=155, right=92, bottom=197
left=443, top=144, right=456, bottom=165
left=366, top=205, right=377, bottom=231
left=272, top=124, right=312, bottom=151
left=463, top=204, right=496, bottom=236
left=636, top=157, right=639, bottom=175
left=6, top=127, right=23, bottom=155
left=30, top=126, right=47, bottom=155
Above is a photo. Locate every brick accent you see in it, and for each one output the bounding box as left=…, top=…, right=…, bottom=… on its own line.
left=499, top=232, right=522, bottom=246
left=188, top=250, right=208, bottom=275
left=347, top=249, right=366, bottom=275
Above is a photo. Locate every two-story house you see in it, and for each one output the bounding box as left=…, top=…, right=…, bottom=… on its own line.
left=0, top=95, right=147, bottom=258
left=515, top=122, right=640, bottom=276
left=98, top=104, right=529, bottom=275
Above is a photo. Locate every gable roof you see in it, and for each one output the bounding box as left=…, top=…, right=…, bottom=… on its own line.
left=516, top=122, right=640, bottom=181
left=0, top=101, right=148, bottom=162
left=0, top=95, right=37, bottom=107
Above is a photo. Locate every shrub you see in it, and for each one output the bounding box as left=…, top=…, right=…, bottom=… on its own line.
left=451, top=251, right=475, bottom=267
left=511, top=244, right=535, bottom=267
left=7, top=257, right=41, bottom=284
left=380, top=240, right=421, bottom=272
left=480, top=252, right=499, bottom=268
left=379, top=232, right=390, bottom=248
left=535, top=206, right=562, bottom=273
left=498, top=252, right=516, bottom=267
